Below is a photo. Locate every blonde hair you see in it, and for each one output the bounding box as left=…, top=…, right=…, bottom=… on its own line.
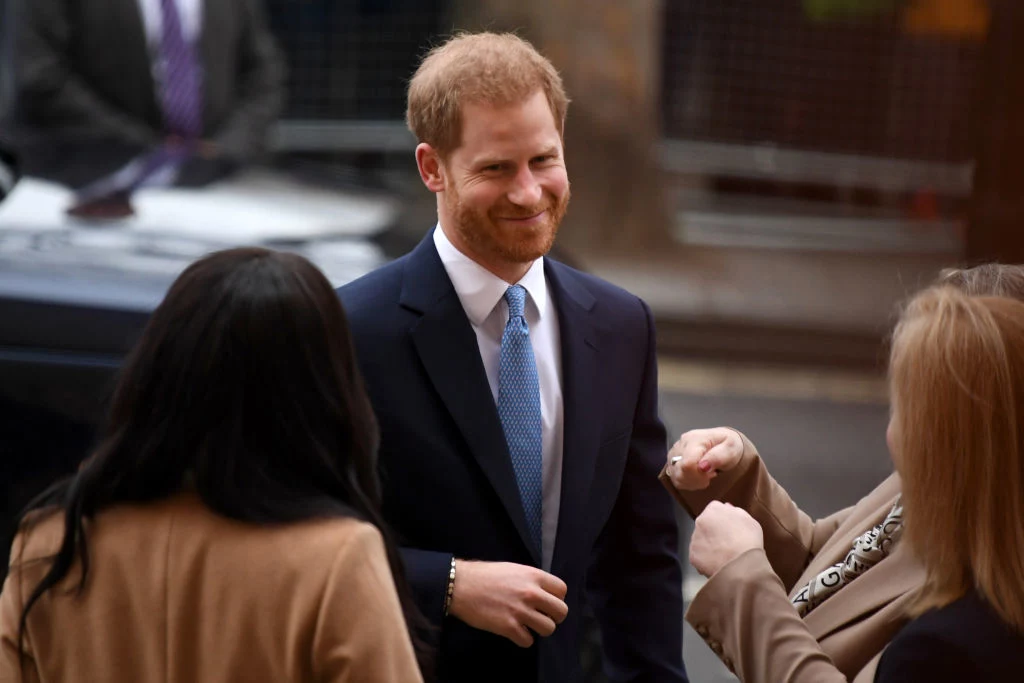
left=937, top=263, right=1024, bottom=300
left=890, top=286, right=1024, bottom=631
left=405, top=32, right=570, bottom=157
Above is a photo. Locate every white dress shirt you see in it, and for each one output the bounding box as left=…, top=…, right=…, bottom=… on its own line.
left=135, top=0, right=203, bottom=47
left=433, top=225, right=565, bottom=571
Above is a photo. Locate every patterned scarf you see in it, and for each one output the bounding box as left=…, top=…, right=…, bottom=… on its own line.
left=792, top=497, right=903, bottom=617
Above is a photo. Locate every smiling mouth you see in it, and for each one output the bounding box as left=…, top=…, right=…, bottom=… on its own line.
left=500, top=211, right=546, bottom=222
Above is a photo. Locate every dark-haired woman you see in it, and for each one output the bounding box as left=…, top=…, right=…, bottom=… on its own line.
left=0, top=248, right=428, bottom=682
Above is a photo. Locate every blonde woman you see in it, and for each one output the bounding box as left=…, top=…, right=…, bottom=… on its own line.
left=874, top=286, right=1024, bottom=680
left=661, top=264, right=1024, bottom=683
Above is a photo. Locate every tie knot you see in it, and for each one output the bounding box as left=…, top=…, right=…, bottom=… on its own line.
left=504, top=285, right=527, bottom=319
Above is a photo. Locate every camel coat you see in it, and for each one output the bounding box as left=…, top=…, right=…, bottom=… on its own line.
left=0, top=493, right=422, bottom=683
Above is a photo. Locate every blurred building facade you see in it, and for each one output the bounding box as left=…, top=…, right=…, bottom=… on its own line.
left=255, top=0, right=1020, bottom=261
left=2, top=0, right=1017, bottom=259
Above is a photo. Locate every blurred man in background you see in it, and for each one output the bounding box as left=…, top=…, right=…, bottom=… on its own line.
left=11, top=0, right=285, bottom=212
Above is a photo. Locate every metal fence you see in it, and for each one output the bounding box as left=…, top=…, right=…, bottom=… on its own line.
left=265, top=0, right=451, bottom=121
left=1, top=0, right=982, bottom=180
left=266, top=0, right=980, bottom=192
left=661, top=0, right=981, bottom=165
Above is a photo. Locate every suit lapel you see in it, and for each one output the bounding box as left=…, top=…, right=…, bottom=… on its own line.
left=546, top=261, right=601, bottom=575
left=795, top=474, right=924, bottom=639
left=803, top=541, right=924, bottom=640
left=798, top=474, right=903, bottom=580
left=401, top=235, right=540, bottom=564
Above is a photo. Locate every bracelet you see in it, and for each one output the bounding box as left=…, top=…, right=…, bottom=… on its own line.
left=443, top=557, right=457, bottom=616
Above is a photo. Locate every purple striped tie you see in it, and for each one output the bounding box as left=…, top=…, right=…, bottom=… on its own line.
left=158, top=0, right=202, bottom=138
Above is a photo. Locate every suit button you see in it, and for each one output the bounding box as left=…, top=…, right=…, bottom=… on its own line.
left=695, top=625, right=709, bottom=638
left=710, top=641, right=723, bottom=656
left=723, top=656, right=734, bottom=672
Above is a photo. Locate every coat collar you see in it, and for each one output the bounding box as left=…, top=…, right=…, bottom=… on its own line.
left=802, top=539, right=924, bottom=640
left=432, top=224, right=550, bottom=326
left=544, top=259, right=601, bottom=574
left=797, top=475, right=925, bottom=640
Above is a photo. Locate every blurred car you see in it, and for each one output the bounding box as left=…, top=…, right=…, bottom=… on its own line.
left=0, top=166, right=398, bottom=578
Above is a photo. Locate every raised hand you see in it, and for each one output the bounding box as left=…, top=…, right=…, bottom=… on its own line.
left=665, top=427, right=744, bottom=491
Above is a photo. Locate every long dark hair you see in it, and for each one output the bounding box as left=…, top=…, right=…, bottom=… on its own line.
left=14, top=247, right=431, bottom=672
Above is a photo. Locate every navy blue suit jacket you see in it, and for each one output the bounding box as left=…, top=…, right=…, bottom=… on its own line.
left=338, top=232, right=686, bottom=683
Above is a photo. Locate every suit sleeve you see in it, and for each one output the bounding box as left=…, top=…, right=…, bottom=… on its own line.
left=586, top=299, right=687, bottom=682
left=399, top=547, right=453, bottom=629
left=14, top=0, right=158, bottom=146
left=209, top=0, right=286, bottom=160
left=1, top=536, right=42, bottom=683
left=660, top=431, right=853, bottom=590
left=312, top=524, right=424, bottom=683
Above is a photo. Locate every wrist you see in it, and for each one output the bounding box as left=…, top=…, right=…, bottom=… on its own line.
left=724, top=426, right=746, bottom=457
left=443, top=556, right=457, bottom=616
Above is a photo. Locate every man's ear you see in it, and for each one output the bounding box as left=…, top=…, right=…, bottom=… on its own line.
left=415, top=143, right=446, bottom=194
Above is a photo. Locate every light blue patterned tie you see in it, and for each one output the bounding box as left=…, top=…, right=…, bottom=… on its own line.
left=497, top=285, right=543, bottom=553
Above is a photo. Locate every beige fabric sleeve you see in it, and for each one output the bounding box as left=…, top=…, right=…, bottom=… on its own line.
left=312, top=523, right=424, bottom=683
left=686, top=549, right=848, bottom=683
left=660, top=429, right=854, bottom=589
left=0, top=534, right=42, bottom=683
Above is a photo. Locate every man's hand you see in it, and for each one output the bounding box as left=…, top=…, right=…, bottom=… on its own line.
left=196, top=139, right=220, bottom=159
left=665, top=427, right=744, bottom=491
left=689, top=501, right=764, bottom=577
left=163, top=136, right=219, bottom=159
left=448, top=560, right=568, bottom=648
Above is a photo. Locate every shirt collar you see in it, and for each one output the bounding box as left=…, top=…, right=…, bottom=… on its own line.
left=433, top=223, right=549, bottom=327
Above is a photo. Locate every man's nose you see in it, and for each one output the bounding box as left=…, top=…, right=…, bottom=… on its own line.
left=507, top=168, right=542, bottom=207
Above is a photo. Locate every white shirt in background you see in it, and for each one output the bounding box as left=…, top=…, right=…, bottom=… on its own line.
left=135, top=0, right=203, bottom=47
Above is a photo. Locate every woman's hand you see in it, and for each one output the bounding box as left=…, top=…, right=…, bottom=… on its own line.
left=665, top=427, right=744, bottom=491
left=689, top=501, right=764, bottom=577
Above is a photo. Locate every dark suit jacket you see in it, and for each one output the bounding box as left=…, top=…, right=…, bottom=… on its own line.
left=874, top=591, right=1024, bottom=682
left=338, top=232, right=686, bottom=683
left=0, top=145, right=17, bottom=201
left=13, top=0, right=285, bottom=185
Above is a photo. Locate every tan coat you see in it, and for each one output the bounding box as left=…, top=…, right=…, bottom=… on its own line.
left=661, top=432, right=924, bottom=683
left=0, top=493, right=423, bottom=683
